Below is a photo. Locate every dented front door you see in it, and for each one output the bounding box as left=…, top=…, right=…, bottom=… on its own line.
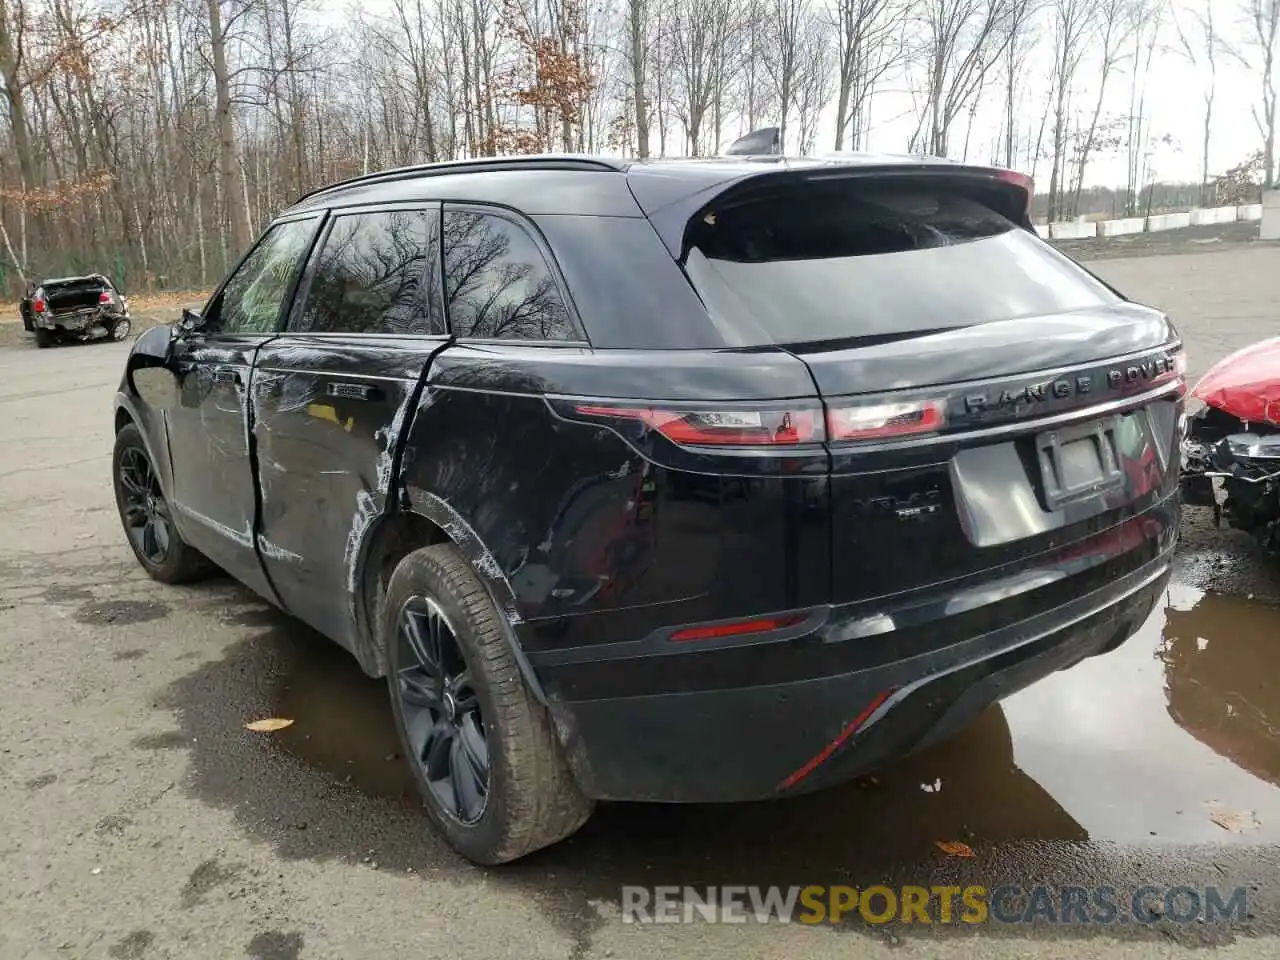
left=165, top=215, right=321, bottom=600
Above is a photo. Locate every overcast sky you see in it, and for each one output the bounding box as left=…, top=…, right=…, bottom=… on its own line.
left=848, top=5, right=1262, bottom=190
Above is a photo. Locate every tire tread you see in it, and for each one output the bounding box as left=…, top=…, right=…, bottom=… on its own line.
left=385, top=543, right=592, bottom=864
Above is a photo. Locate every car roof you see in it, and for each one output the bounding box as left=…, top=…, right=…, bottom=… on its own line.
left=283, top=152, right=978, bottom=220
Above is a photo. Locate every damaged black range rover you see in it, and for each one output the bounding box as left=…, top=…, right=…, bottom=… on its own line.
left=112, top=151, right=1185, bottom=865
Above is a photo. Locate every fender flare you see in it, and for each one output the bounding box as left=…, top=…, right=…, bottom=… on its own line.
left=396, top=487, right=549, bottom=705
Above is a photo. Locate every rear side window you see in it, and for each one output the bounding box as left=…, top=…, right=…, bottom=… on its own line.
left=684, top=181, right=1120, bottom=347
left=442, top=209, right=578, bottom=341
left=293, top=209, right=441, bottom=335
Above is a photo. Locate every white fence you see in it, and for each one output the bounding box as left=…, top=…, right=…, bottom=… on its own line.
left=1039, top=202, right=1267, bottom=241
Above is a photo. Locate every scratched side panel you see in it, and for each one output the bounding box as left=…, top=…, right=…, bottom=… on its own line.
left=402, top=343, right=833, bottom=662
left=162, top=334, right=276, bottom=597
left=252, top=335, right=443, bottom=654
left=117, top=324, right=179, bottom=498
left=401, top=380, right=723, bottom=635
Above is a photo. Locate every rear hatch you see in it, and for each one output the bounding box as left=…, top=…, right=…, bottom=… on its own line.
left=43, top=277, right=108, bottom=314
left=674, top=169, right=1184, bottom=604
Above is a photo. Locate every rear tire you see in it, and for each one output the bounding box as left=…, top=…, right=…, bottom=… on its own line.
left=112, top=424, right=212, bottom=584
left=384, top=543, right=593, bottom=865
left=34, top=328, right=54, bottom=348
left=108, top=317, right=132, bottom=341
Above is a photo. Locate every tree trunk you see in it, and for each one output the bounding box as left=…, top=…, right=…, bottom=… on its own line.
left=630, top=0, right=649, bottom=157
left=208, top=0, right=251, bottom=254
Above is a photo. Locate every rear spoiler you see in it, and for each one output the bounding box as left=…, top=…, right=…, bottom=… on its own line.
left=628, top=161, right=1037, bottom=259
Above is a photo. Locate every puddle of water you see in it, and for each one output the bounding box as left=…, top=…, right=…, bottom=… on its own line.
left=162, top=584, right=1278, bottom=887
left=1001, top=583, right=1280, bottom=845
left=247, top=581, right=1280, bottom=855
left=268, top=636, right=417, bottom=806
left=156, top=583, right=1280, bottom=943
left=256, top=580, right=1280, bottom=853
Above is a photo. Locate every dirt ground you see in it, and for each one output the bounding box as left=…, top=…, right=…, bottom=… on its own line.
left=1, top=232, right=1279, bottom=960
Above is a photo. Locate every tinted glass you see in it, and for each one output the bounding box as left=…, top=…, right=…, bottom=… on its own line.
left=212, top=218, right=317, bottom=335
left=442, top=210, right=577, bottom=341
left=293, top=209, right=441, bottom=335
left=533, top=215, right=717, bottom=349
left=684, top=182, right=1120, bottom=346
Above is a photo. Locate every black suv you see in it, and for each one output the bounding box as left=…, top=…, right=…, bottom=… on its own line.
left=113, top=153, right=1184, bottom=864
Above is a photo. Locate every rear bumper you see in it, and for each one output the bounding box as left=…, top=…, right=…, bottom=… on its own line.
left=538, top=505, right=1176, bottom=803
left=38, top=306, right=123, bottom=332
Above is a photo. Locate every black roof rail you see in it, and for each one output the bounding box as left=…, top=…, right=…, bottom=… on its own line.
left=292, top=154, right=628, bottom=206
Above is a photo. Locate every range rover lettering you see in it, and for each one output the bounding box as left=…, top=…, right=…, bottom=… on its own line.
left=112, top=150, right=1185, bottom=865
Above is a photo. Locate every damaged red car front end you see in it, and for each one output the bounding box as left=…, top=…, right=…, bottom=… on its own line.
left=1181, top=337, right=1280, bottom=557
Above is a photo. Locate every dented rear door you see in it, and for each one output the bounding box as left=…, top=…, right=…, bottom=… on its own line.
left=250, top=204, right=446, bottom=654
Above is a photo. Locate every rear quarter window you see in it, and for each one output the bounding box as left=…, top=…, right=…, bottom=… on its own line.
left=531, top=215, right=721, bottom=349
left=684, top=180, right=1121, bottom=347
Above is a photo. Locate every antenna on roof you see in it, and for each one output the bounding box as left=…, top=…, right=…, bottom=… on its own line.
left=722, top=127, right=781, bottom=157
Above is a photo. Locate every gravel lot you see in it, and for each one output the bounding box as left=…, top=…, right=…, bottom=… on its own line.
left=1, top=234, right=1279, bottom=960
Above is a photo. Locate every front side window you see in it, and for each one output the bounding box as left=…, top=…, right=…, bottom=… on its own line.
left=293, top=208, right=442, bottom=335
left=209, top=218, right=318, bottom=335
left=442, top=209, right=577, bottom=341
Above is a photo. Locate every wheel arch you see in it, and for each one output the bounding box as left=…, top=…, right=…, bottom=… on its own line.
left=113, top=392, right=175, bottom=503
left=354, top=496, right=547, bottom=704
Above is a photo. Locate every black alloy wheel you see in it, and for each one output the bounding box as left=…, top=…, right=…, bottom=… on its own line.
left=382, top=543, right=593, bottom=864
left=112, top=423, right=211, bottom=584
left=395, top=595, right=490, bottom=825
left=118, top=445, right=173, bottom=566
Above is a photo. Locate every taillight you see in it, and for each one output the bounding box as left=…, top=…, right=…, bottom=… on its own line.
left=826, top=398, right=946, bottom=442
left=99, top=291, right=111, bottom=303
left=572, top=403, right=823, bottom=446
left=33, top=298, right=45, bottom=313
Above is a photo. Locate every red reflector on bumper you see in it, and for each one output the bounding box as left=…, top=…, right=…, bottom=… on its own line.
left=776, top=690, right=894, bottom=792
left=669, top=614, right=805, bottom=643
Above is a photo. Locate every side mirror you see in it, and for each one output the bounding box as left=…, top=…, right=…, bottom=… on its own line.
left=178, top=308, right=203, bottom=333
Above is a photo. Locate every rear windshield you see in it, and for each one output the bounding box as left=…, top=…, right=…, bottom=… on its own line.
left=683, top=181, right=1120, bottom=347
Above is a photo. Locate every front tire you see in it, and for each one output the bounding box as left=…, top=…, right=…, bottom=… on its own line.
left=112, top=424, right=211, bottom=584
left=384, top=543, right=593, bottom=865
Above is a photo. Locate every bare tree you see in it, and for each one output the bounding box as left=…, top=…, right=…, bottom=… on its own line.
left=206, top=0, right=254, bottom=255
left=999, top=0, right=1041, bottom=168
left=915, top=0, right=1013, bottom=157
left=1, top=0, right=1263, bottom=299
left=626, top=0, right=651, bottom=156
left=830, top=0, right=909, bottom=150
left=1045, top=0, right=1095, bottom=220
left=760, top=0, right=806, bottom=151
left=667, top=0, right=733, bottom=154
left=1071, top=0, right=1141, bottom=215
left=792, top=4, right=834, bottom=152
left=1232, top=0, right=1280, bottom=188
left=1172, top=0, right=1220, bottom=202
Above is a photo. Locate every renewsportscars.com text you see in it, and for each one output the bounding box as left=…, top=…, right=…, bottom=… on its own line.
left=621, top=884, right=1248, bottom=925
